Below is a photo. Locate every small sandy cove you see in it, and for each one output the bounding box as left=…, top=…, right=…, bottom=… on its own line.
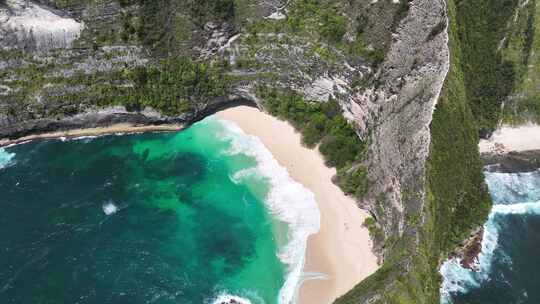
left=479, top=123, right=540, bottom=154
left=0, top=123, right=183, bottom=147
left=216, top=106, right=378, bottom=304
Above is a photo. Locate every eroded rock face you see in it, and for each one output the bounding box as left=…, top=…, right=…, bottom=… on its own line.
left=345, top=0, right=450, bottom=254
left=0, top=0, right=83, bottom=51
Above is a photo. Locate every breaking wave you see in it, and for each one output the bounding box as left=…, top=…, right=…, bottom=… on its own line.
left=0, top=148, right=15, bottom=169
left=211, top=293, right=253, bottom=304
left=102, top=200, right=119, bottom=215
left=217, top=118, right=321, bottom=304
left=484, top=171, right=540, bottom=204
left=440, top=170, right=540, bottom=303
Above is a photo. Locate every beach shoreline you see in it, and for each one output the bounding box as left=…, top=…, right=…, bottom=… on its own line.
left=1, top=106, right=379, bottom=303
left=215, top=106, right=378, bottom=304
left=0, top=123, right=184, bottom=147
left=479, top=123, right=540, bottom=154
left=479, top=123, right=540, bottom=173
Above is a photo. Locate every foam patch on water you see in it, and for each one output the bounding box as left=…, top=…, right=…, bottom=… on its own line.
left=230, top=167, right=261, bottom=184
left=0, top=148, right=15, bottom=169
left=440, top=171, right=540, bottom=303
left=102, top=201, right=118, bottom=215
left=211, top=293, right=252, bottom=304
left=485, top=170, right=540, bottom=204
left=440, top=209, right=503, bottom=301
left=217, top=118, right=321, bottom=304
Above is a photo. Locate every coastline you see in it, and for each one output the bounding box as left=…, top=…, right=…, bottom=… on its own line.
left=0, top=123, right=184, bottom=147
left=479, top=123, right=540, bottom=154
left=215, top=106, right=378, bottom=304
left=479, top=123, right=540, bottom=173
left=1, top=106, right=379, bottom=303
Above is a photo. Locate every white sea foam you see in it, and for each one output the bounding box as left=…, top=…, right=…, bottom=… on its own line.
left=102, top=201, right=118, bottom=215
left=440, top=171, right=540, bottom=303
left=66, top=135, right=99, bottom=142
left=484, top=170, right=540, bottom=204
left=216, top=118, right=321, bottom=304
left=230, top=167, right=260, bottom=184
left=0, top=148, right=15, bottom=169
left=211, top=293, right=253, bottom=304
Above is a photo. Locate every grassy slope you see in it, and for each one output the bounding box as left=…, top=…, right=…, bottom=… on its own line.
left=421, top=0, right=492, bottom=298
left=451, top=0, right=519, bottom=135
left=503, top=0, right=540, bottom=123
left=334, top=1, right=492, bottom=303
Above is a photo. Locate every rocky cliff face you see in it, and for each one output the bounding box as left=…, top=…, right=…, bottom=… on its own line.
left=346, top=0, right=449, bottom=252
left=0, top=0, right=407, bottom=138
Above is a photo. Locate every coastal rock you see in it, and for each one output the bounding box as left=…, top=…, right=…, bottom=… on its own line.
left=448, top=228, right=484, bottom=271
left=346, top=0, right=450, bottom=253
left=483, top=150, right=540, bottom=173
left=0, top=0, right=83, bottom=51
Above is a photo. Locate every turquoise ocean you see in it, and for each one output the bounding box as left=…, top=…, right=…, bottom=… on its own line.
left=0, top=117, right=320, bottom=304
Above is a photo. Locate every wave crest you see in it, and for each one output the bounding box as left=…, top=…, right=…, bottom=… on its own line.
left=0, top=148, right=15, bottom=169
left=440, top=170, right=540, bottom=303
left=217, top=118, right=321, bottom=304
left=211, top=294, right=252, bottom=304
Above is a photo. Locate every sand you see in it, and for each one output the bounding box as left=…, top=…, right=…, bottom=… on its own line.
left=0, top=123, right=183, bottom=147
left=215, top=106, right=378, bottom=304
left=1, top=107, right=378, bottom=303
left=479, top=123, right=540, bottom=154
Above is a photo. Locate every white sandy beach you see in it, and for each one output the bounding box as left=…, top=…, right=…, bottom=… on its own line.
left=216, top=106, right=378, bottom=304
left=479, top=123, right=540, bottom=153
left=0, top=123, right=183, bottom=147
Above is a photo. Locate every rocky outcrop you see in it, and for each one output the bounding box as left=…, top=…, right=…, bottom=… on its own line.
left=345, top=0, right=450, bottom=254
left=483, top=150, right=540, bottom=173
left=448, top=227, right=484, bottom=271
left=0, top=0, right=83, bottom=51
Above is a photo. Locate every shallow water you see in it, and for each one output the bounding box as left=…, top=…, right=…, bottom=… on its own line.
left=0, top=117, right=320, bottom=304
left=440, top=170, right=540, bottom=304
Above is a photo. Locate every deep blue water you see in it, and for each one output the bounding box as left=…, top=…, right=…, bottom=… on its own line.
left=441, top=170, right=540, bottom=304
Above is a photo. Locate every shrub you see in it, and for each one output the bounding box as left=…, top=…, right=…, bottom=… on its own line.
left=320, top=9, right=346, bottom=43
left=258, top=88, right=365, bottom=169
left=338, top=165, right=369, bottom=198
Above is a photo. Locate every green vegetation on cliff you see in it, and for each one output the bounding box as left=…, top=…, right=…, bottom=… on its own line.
left=451, top=0, right=540, bottom=132
left=120, top=57, right=231, bottom=115
left=1, top=54, right=231, bottom=120
left=257, top=86, right=371, bottom=201
left=335, top=1, right=492, bottom=303
left=258, top=87, right=365, bottom=169
left=502, top=0, right=540, bottom=124
left=451, top=0, right=521, bottom=135
left=83, top=57, right=231, bottom=116
left=416, top=0, right=492, bottom=299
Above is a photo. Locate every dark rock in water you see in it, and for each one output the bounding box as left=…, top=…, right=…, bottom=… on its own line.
left=449, top=227, right=483, bottom=271
left=483, top=150, right=540, bottom=173
left=460, top=230, right=483, bottom=270
left=220, top=300, right=240, bottom=304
